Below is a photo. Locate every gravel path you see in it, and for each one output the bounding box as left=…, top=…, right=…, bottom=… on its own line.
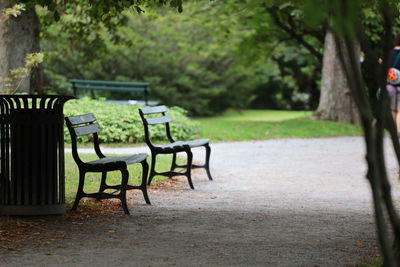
left=1, top=137, right=399, bottom=266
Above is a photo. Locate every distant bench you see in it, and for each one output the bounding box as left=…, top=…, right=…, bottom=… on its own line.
left=70, top=79, right=158, bottom=106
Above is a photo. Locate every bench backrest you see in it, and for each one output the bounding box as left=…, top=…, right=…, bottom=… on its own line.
left=138, top=105, right=174, bottom=147
left=65, top=113, right=104, bottom=165
left=70, top=79, right=150, bottom=105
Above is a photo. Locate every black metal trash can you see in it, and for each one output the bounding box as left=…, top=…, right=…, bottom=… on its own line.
left=0, top=95, right=74, bottom=215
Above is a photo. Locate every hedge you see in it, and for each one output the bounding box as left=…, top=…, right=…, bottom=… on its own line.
left=63, top=98, right=199, bottom=144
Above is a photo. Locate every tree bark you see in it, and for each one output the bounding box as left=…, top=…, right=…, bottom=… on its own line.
left=0, top=0, right=41, bottom=93
left=313, top=30, right=360, bottom=124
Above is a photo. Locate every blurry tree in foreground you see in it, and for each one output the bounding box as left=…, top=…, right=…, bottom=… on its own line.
left=313, top=5, right=400, bottom=125
left=303, top=0, right=400, bottom=265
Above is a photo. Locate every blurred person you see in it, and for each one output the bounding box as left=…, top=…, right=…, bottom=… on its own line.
left=386, top=34, right=400, bottom=134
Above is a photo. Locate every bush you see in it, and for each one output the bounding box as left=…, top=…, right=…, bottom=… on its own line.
left=64, top=98, right=199, bottom=144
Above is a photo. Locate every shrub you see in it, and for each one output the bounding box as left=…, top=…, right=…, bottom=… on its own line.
left=64, top=98, right=199, bottom=144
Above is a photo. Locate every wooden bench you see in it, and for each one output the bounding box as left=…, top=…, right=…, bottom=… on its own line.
left=65, top=113, right=151, bottom=215
left=70, top=79, right=157, bottom=106
left=138, top=105, right=213, bottom=189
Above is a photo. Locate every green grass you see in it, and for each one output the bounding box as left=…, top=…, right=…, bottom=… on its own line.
left=357, top=256, right=383, bottom=267
left=195, top=109, right=361, bottom=142
left=65, top=153, right=177, bottom=204
left=217, top=109, right=313, bottom=121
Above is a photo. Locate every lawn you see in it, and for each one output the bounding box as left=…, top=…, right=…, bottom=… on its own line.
left=195, top=109, right=361, bottom=142
left=214, top=109, right=313, bottom=121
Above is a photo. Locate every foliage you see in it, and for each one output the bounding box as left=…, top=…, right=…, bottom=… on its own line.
left=39, top=0, right=330, bottom=112
left=24, top=0, right=400, bottom=114
left=25, top=0, right=183, bottom=22
left=1, top=2, right=25, bottom=20
left=39, top=1, right=267, bottom=116
left=63, top=97, right=199, bottom=144
left=40, top=0, right=390, bottom=113
left=250, top=48, right=320, bottom=110
left=0, top=52, right=44, bottom=93
left=221, top=1, right=399, bottom=111
left=221, top=1, right=324, bottom=110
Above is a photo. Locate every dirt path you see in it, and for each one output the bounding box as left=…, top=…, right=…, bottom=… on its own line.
left=1, top=137, right=398, bottom=266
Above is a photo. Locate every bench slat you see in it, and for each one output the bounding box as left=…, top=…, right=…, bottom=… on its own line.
left=73, top=123, right=101, bottom=136
left=66, top=113, right=96, bottom=125
left=70, top=79, right=149, bottom=87
left=146, top=114, right=172, bottom=125
left=66, top=113, right=96, bottom=126
left=140, top=105, right=168, bottom=115
left=74, top=85, right=148, bottom=93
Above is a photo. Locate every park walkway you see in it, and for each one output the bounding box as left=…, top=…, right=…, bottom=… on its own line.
left=1, top=137, right=398, bottom=266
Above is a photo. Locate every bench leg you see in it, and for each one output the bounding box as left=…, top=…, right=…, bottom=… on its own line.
left=169, top=152, right=177, bottom=178
left=148, top=153, right=157, bottom=186
left=120, top=169, right=130, bottom=215
left=204, top=144, right=213, bottom=181
left=185, top=149, right=194, bottom=190
left=97, top=171, right=107, bottom=200
left=140, top=160, right=151, bottom=205
left=72, top=170, right=86, bottom=211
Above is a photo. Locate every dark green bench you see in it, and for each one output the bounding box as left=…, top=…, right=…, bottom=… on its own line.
left=70, top=79, right=157, bottom=106
left=65, top=113, right=151, bottom=215
left=138, top=105, right=213, bottom=190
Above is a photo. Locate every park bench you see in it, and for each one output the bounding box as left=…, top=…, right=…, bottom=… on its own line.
left=138, top=105, right=213, bottom=189
left=65, top=113, right=151, bottom=215
left=70, top=79, right=158, bottom=106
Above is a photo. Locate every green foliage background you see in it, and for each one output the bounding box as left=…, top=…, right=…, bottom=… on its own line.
left=40, top=2, right=264, bottom=116
left=38, top=1, right=400, bottom=117
left=39, top=1, right=325, bottom=116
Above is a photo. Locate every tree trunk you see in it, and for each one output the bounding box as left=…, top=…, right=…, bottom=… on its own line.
left=313, top=30, right=360, bottom=124
left=0, top=0, right=41, bottom=93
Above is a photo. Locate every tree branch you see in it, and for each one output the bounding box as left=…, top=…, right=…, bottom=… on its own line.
left=267, top=7, right=323, bottom=62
